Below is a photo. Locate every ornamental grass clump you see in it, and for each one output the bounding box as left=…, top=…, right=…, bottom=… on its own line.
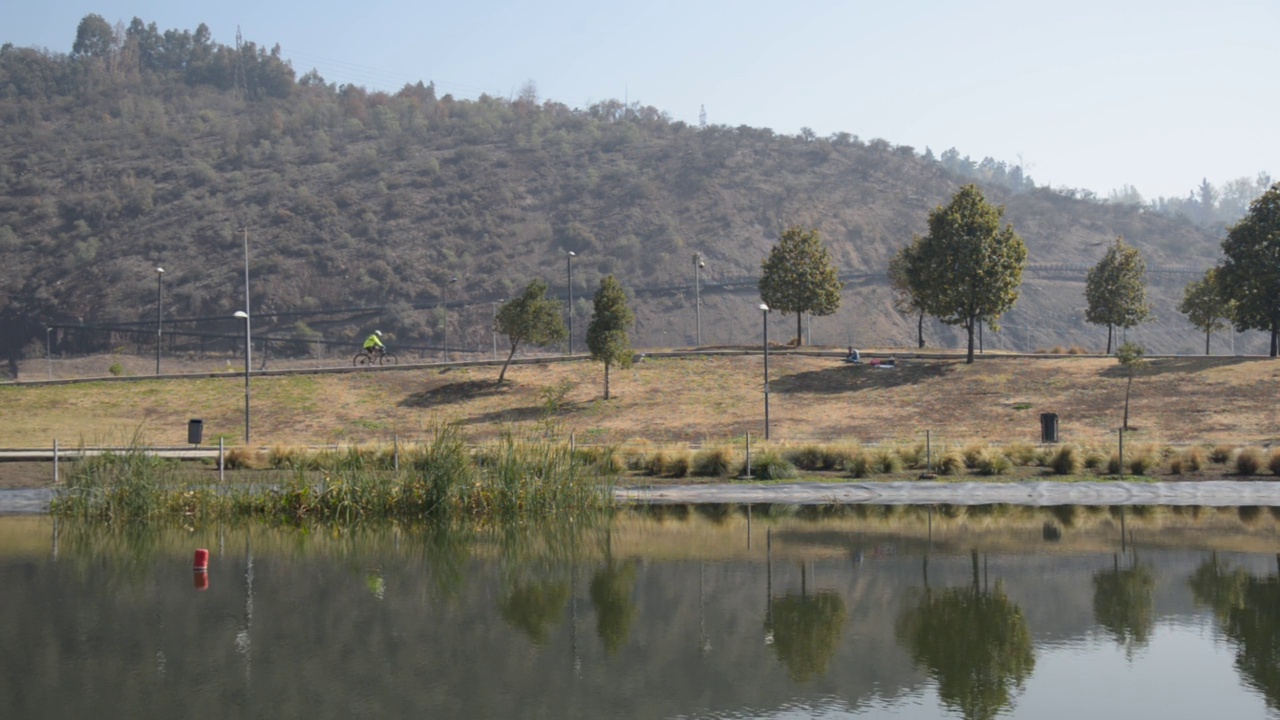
left=1210, top=444, right=1237, bottom=464
left=1170, top=447, right=1206, bottom=475
left=691, top=446, right=734, bottom=477
left=744, top=450, right=797, bottom=480
left=786, top=444, right=828, bottom=472
left=976, top=450, right=1013, bottom=476
left=1269, top=449, right=1280, bottom=476
left=936, top=448, right=966, bottom=476
left=1047, top=445, right=1083, bottom=476
left=1235, top=447, right=1264, bottom=477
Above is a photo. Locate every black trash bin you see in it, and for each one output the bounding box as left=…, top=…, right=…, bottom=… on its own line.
left=1040, top=413, right=1059, bottom=444
left=188, top=419, right=204, bottom=445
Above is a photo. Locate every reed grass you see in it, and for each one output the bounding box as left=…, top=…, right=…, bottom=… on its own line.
left=52, top=425, right=615, bottom=525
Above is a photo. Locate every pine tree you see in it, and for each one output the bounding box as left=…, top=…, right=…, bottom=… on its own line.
left=586, top=275, right=634, bottom=400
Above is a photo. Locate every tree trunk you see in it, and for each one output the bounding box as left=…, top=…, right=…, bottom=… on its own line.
left=604, top=361, right=611, bottom=400
left=965, top=320, right=976, bottom=364
left=1205, top=330, right=1211, bottom=356
left=1106, top=324, right=1113, bottom=355
left=1272, top=320, right=1278, bottom=357
left=497, top=342, right=519, bottom=384
left=917, top=311, right=925, bottom=349
left=795, top=312, right=804, bottom=347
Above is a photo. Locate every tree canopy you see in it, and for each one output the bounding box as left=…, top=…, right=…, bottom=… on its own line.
left=1217, top=182, right=1280, bottom=356
left=758, top=226, right=842, bottom=346
left=888, top=236, right=928, bottom=348
left=912, top=185, right=1027, bottom=363
left=1085, top=236, right=1151, bottom=354
left=494, top=279, right=566, bottom=383
left=1177, top=268, right=1232, bottom=355
left=586, top=275, right=634, bottom=400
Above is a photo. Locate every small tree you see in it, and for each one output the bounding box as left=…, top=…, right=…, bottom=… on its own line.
left=1116, top=342, right=1145, bottom=432
left=913, top=185, right=1027, bottom=363
left=758, top=226, right=843, bottom=346
left=888, top=237, right=928, bottom=348
left=586, top=275, right=634, bottom=400
left=1085, top=236, right=1151, bottom=354
left=1177, top=268, right=1232, bottom=355
left=494, top=279, right=566, bottom=384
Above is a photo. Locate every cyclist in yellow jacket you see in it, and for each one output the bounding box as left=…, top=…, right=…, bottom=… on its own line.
left=363, top=330, right=385, bottom=355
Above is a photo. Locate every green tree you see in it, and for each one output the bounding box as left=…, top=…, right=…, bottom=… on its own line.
left=72, top=14, right=116, bottom=58
left=585, top=275, right=633, bottom=400
left=1218, top=182, right=1280, bottom=356
left=758, top=226, right=843, bottom=346
left=494, top=279, right=566, bottom=384
left=888, top=236, right=928, bottom=348
left=1116, top=342, right=1145, bottom=432
left=1085, top=236, right=1151, bottom=354
left=1177, top=268, right=1232, bottom=355
left=913, top=185, right=1027, bottom=363
left=765, top=581, right=847, bottom=683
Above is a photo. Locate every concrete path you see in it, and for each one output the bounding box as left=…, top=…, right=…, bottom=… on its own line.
left=10, top=481, right=1280, bottom=515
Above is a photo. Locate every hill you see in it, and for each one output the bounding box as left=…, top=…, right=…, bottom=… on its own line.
left=0, top=17, right=1254, bottom=379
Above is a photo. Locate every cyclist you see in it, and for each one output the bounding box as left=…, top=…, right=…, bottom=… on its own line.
left=363, top=330, right=385, bottom=357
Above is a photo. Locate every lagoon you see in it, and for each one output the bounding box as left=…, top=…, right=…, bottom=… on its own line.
left=2, top=506, right=1278, bottom=719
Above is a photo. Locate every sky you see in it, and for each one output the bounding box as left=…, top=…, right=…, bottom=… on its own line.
left=3, top=0, right=1277, bottom=201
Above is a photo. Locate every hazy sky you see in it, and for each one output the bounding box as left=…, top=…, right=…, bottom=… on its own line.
left=4, top=0, right=1276, bottom=200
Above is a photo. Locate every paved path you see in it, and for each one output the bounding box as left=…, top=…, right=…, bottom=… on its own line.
left=10, top=481, right=1280, bottom=515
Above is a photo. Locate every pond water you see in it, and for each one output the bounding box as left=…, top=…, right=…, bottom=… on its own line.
left=3, top=505, right=1280, bottom=719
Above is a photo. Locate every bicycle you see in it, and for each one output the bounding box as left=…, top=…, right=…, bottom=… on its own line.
left=353, top=347, right=398, bottom=367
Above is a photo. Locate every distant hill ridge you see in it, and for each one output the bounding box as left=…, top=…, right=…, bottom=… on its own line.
left=0, top=16, right=1265, bottom=374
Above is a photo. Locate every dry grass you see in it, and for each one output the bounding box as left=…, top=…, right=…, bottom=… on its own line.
left=4, top=353, right=1280, bottom=450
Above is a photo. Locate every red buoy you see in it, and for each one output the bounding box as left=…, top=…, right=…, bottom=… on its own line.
left=194, top=548, right=209, bottom=571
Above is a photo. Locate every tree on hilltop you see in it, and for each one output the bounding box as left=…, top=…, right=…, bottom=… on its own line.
left=1085, top=237, right=1151, bottom=354
left=758, top=226, right=842, bottom=347
left=494, top=279, right=566, bottom=384
left=912, top=185, right=1027, bottom=363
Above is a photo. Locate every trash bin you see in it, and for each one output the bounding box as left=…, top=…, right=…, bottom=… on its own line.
left=1040, top=413, right=1059, bottom=444
left=188, top=419, right=204, bottom=445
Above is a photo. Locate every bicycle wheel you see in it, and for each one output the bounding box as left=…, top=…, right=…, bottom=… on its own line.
left=379, top=352, right=398, bottom=366
left=353, top=352, right=371, bottom=367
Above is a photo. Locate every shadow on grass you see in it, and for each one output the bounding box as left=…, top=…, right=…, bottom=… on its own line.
left=772, top=360, right=957, bottom=394
left=398, top=379, right=510, bottom=408
left=1097, top=355, right=1256, bottom=379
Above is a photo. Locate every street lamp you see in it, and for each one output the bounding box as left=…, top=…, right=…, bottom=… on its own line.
left=234, top=311, right=250, bottom=444
left=693, top=252, right=705, bottom=346
left=566, top=251, right=576, bottom=355
left=238, top=227, right=251, bottom=444
left=443, top=276, right=457, bottom=361
left=155, top=266, right=164, bottom=375
left=45, top=327, right=52, bottom=380
left=492, top=299, right=504, bottom=360
left=760, top=303, right=770, bottom=440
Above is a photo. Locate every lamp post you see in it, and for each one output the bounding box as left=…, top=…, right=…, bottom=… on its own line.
left=155, top=266, right=165, bottom=375
left=492, top=299, right=504, bottom=360
left=566, top=251, right=576, bottom=355
left=234, top=310, right=250, bottom=445
left=694, top=253, right=705, bottom=346
left=443, top=276, right=457, bottom=361
left=760, top=303, right=770, bottom=440
left=45, top=327, right=52, bottom=380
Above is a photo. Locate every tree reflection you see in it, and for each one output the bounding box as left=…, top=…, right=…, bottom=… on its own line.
left=499, top=579, right=570, bottom=646
left=589, top=559, right=637, bottom=655
left=896, top=551, right=1035, bottom=720
left=764, top=588, right=847, bottom=683
left=1190, top=555, right=1280, bottom=710
left=1092, top=555, right=1154, bottom=655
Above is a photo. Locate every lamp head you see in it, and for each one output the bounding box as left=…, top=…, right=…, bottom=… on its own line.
left=759, top=303, right=769, bottom=312
left=156, top=267, right=165, bottom=274
left=234, top=311, right=248, bottom=319
left=567, top=251, right=576, bottom=257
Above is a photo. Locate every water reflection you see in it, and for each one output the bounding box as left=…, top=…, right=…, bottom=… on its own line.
left=4, top=506, right=1280, bottom=719
left=897, top=550, right=1035, bottom=720
left=1190, top=553, right=1280, bottom=712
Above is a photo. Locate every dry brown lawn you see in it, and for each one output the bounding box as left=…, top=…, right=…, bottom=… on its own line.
left=3, top=351, right=1279, bottom=451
